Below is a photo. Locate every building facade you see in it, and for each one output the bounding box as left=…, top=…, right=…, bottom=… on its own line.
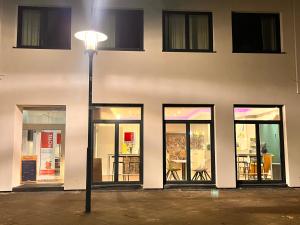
left=0, top=0, right=300, bottom=191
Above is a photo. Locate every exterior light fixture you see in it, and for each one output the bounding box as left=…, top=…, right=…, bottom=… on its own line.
left=75, top=29, right=107, bottom=213
left=75, top=30, right=107, bottom=52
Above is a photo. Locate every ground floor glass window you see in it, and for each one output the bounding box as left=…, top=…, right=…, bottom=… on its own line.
left=234, top=106, right=285, bottom=184
left=93, top=105, right=143, bottom=184
left=163, top=105, right=215, bottom=184
left=21, top=108, right=65, bottom=184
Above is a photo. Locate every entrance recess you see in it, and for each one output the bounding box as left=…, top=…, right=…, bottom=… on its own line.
left=93, top=105, right=143, bottom=184
left=234, top=106, right=285, bottom=185
left=163, top=105, right=215, bottom=185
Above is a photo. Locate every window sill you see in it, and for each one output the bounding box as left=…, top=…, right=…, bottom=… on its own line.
left=164, top=183, right=216, bottom=189
left=232, top=51, right=286, bottom=54
left=163, top=50, right=217, bottom=53
left=13, top=46, right=71, bottom=50
left=98, top=48, right=145, bottom=52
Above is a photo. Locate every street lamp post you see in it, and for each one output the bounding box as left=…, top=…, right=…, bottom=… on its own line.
left=75, top=30, right=107, bottom=213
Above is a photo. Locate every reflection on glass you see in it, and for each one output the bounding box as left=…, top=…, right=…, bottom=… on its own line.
left=93, top=107, right=142, bottom=121
left=166, top=124, right=187, bottom=181
left=236, top=124, right=258, bottom=181
left=259, top=124, right=282, bottom=181
left=165, top=107, right=211, bottom=120
left=190, top=124, right=211, bottom=181
left=93, top=124, right=115, bottom=182
left=234, top=107, right=280, bottom=121
left=118, top=124, right=140, bottom=182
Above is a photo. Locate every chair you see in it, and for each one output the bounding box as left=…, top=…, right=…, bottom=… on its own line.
left=123, top=156, right=140, bottom=181
left=93, top=158, right=102, bottom=182
left=191, top=150, right=211, bottom=181
left=261, top=153, right=272, bottom=180
left=237, top=155, right=249, bottom=180
left=166, top=159, right=181, bottom=181
left=248, top=162, right=257, bottom=180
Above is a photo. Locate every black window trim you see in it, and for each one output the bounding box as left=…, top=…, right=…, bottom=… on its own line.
left=16, top=6, right=72, bottom=50
left=233, top=104, right=286, bottom=186
left=232, top=12, right=282, bottom=54
left=162, top=11, right=214, bottom=53
left=97, top=9, right=144, bottom=52
left=162, top=104, right=216, bottom=187
left=91, top=103, right=144, bottom=186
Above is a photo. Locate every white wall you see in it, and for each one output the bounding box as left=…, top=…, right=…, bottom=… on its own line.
left=0, top=0, right=300, bottom=191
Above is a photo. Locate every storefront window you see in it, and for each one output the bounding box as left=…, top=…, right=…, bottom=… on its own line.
left=164, top=105, right=215, bottom=184
left=93, top=105, right=143, bottom=184
left=234, top=106, right=285, bottom=184
left=21, top=108, right=65, bottom=185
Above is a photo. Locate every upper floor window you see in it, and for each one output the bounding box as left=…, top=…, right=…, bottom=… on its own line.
left=163, top=11, right=213, bottom=52
left=232, top=12, right=281, bottom=53
left=98, top=9, right=144, bottom=51
left=17, top=6, right=71, bottom=49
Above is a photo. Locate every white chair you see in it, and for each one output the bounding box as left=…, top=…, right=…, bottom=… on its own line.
left=191, top=150, right=211, bottom=181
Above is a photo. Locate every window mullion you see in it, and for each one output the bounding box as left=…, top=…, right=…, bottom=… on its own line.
left=185, top=14, right=190, bottom=50
left=40, top=8, right=48, bottom=48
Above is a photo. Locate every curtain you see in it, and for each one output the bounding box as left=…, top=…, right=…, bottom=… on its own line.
left=167, top=14, right=185, bottom=49
left=22, top=9, right=40, bottom=46
left=99, top=12, right=116, bottom=48
left=189, top=15, right=209, bottom=50
left=261, top=16, right=277, bottom=51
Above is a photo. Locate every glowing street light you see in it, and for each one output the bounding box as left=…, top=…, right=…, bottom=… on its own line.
left=75, top=30, right=107, bottom=213
left=75, top=30, right=107, bottom=52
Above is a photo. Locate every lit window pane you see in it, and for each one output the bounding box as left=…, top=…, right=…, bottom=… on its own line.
left=165, top=107, right=211, bottom=120
left=23, top=110, right=66, bottom=124
left=93, top=107, right=142, bottom=120
left=234, top=107, right=280, bottom=121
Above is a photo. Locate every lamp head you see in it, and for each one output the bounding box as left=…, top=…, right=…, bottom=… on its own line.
left=75, top=30, right=107, bottom=52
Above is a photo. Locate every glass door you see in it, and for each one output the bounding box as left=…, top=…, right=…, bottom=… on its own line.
left=165, top=123, right=187, bottom=181
left=93, top=123, right=142, bottom=183
left=259, top=124, right=283, bottom=181
left=235, top=124, right=258, bottom=181
left=118, top=123, right=141, bottom=182
left=93, top=124, right=116, bottom=182
left=235, top=123, right=285, bottom=184
left=190, top=124, right=212, bottom=182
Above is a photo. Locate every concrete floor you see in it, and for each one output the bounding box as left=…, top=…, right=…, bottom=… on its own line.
left=0, top=188, right=299, bottom=225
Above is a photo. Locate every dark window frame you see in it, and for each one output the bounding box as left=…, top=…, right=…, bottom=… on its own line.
left=233, top=104, right=286, bottom=186
left=232, top=12, right=282, bottom=54
left=162, top=104, right=216, bottom=187
left=91, top=103, right=144, bottom=186
left=97, top=9, right=144, bottom=52
left=17, top=6, right=71, bottom=50
left=162, top=11, right=214, bottom=52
